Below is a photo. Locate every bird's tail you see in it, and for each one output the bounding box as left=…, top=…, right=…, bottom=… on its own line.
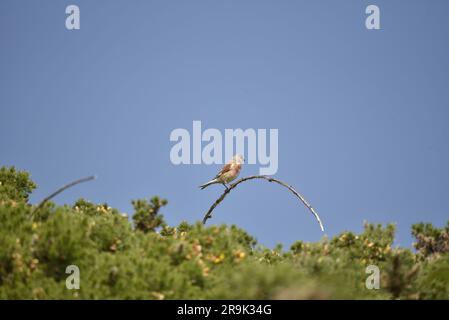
left=199, top=179, right=219, bottom=190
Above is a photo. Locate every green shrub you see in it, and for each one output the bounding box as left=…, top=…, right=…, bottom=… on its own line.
left=0, top=165, right=448, bottom=299
left=0, top=166, right=36, bottom=203
left=412, top=222, right=449, bottom=259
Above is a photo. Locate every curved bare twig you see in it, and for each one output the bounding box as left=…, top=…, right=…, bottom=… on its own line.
left=33, top=175, right=97, bottom=214
left=202, top=175, right=324, bottom=232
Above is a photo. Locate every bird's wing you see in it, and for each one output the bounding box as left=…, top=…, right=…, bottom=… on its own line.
left=216, top=163, right=232, bottom=178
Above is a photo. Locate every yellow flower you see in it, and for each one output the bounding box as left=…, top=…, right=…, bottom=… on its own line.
left=96, top=206, right=108, bottom=214
left=30, top=258, right=39, bottom=270
left=213, top=253, right=225, bottom=264
left=192, top=244, right=202, bottom=255
left=234, top=250, right=246, bottom=262
left=150, top=292, right=165, bottom=300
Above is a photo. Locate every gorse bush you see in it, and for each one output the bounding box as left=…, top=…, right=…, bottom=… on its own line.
left=132, top=196, right=167, bottom=233
left=0, top=166, right=36, bottom=202
left=0, top=166, right=448, bottom=299
left=412, top=222, right=449, bottom=259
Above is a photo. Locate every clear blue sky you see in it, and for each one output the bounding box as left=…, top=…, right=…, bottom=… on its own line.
left=1, top=0, right=448, bottom=248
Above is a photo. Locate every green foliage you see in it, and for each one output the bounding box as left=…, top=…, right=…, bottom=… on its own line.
left=0, top=166, right=37, bottom=203
left=132, top=196, right=167, bottom=233
left=0, top=165, right=448, bottom=299
left=415, top=254, right=449, bottom=299
left=412, top=222, right=449, bottom=259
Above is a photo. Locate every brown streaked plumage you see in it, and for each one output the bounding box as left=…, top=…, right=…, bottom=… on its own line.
left=199, top=154, right=244, bottom=190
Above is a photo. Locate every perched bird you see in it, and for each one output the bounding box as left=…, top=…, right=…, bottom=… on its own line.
left=199, top=154, right=244, bottom=190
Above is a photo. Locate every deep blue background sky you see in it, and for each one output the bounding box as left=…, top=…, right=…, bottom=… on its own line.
left=1, top=0, right=448, bottom=248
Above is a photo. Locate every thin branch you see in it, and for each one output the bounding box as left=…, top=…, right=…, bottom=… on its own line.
left=202, top=175, right=324, bottom=232
left=33, top=175, right=97, bottom=213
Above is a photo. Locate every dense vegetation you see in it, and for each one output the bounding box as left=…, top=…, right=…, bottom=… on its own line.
left=0, top=166, right=448, bottom=299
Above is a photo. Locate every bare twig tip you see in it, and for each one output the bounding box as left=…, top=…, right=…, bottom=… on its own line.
left=33, top=175, right=97, bottom=214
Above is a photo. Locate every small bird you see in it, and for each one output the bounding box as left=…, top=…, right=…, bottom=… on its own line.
left=199, top=154, right=244, bottom=190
